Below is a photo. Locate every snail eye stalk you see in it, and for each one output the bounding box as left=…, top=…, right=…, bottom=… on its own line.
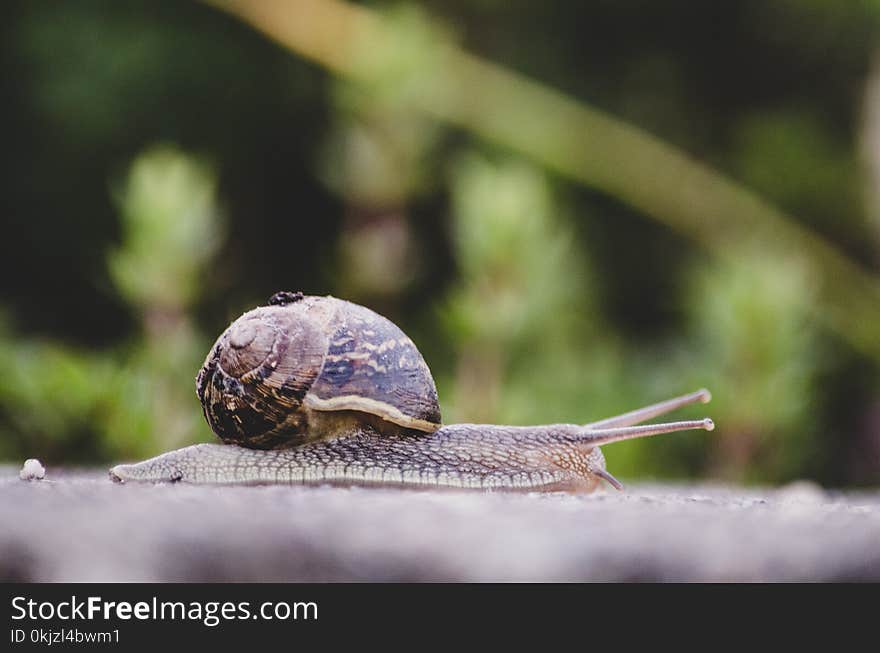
left=575, top=418, right=715, bottom=447
left=587, top=389, right=711, bottom=430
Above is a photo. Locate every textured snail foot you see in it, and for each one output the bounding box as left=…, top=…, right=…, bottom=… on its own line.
left=108, top=440, right=591, bottom=491
left=107, top=428, right=608, bottom=491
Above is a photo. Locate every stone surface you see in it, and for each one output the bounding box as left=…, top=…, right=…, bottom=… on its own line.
left=1, top=465, right=878, bottom=581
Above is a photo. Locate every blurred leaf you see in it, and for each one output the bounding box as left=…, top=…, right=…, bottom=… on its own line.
left=108, top=144, right=223, bottom=310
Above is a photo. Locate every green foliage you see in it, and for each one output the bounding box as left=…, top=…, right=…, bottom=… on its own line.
left=444, top=154, right=592, bottom=345
left=109, top=146, right=222, bottom=310
left=440, top=153, right=607, bottom=423
left=732, top=110, right=862, bottom=235
left=0, top=146, right=218, bottom=463
left=682, top=255, right=822, bottom=482
left=2, top=0, right=879, bottom=487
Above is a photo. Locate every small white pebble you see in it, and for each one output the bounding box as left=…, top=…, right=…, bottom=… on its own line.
left=19, top=458, right=46, bottom=481
left=777, top=480, right=826, bottom=505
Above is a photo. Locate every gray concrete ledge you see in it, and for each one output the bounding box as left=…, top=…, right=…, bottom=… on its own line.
left=1, top=466, right=878, bottom=581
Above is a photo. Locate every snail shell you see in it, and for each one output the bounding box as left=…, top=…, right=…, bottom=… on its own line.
left=196, top=291, right=440, bottom=449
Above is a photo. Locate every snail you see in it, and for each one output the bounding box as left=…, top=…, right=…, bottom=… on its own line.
left=110, top=291, right=714, bottom=492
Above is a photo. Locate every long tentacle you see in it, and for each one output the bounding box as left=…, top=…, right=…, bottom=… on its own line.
left=586, top=388, right=711, bottom=429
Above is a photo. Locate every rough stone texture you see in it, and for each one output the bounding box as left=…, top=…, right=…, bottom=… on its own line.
left=1, top=465, right=878, bottom=581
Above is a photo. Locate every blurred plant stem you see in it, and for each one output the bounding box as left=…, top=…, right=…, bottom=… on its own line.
left=440, top=153, right=616, bottom=425
left=683, top=254, right=821, bottom=482
left=317, top=82, right=439, bottom=304
left=207, top=0, right=880, bottom=361
left=109, top=145, right=222, bottom=452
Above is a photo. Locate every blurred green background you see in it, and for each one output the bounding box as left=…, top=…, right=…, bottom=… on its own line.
left=2, top=0, right=879, bottom=487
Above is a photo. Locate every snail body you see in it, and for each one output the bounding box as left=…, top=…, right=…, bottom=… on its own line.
left=110, top=292, right=714, bottom=492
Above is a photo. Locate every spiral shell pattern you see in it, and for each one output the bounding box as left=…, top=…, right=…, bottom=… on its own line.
left=196, top=293, right=441, bottom=448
